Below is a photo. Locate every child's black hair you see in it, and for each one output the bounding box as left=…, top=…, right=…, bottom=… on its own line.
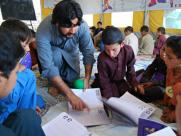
left=166, top=36, right=181, bottom=58
left=1, top=19, right=32, bottom=43
left=102, top=26, right=123, bottom=45
left=0, top=27, right=24, bottom=78
left=157, top=27, right=166, bottom=34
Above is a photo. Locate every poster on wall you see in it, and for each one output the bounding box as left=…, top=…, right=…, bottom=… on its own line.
left=147, top=0, right=181, bottom=10
left=44, top=0, right=181, bottom=14
left=103, top=0, right=146, bottom=13
left=44, top=0, right=102, bottom=14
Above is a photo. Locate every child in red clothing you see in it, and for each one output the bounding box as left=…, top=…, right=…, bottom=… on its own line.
left=161, top=36, right=181, bottom=123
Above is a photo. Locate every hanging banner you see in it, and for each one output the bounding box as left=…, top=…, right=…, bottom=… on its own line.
left=44, top=0, right=181, bottom=14
left=103, top=0, right=146, bottom=13
left=147, top=0, right=181, bottom=10
left=44, top=0, right=102, bottom=14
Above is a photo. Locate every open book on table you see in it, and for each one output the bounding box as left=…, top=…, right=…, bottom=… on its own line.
left=68, top=88, right=110, bottom=126
left=138, top=118, right=177, bottom=136
left=102, top=92, right=155, bottom=125
left=42, top=112, right=91, bottom=136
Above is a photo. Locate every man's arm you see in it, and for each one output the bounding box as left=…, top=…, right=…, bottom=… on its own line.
left=50, top=76, right=88, bottom=110
left=36, top=17, right=87, bottom=111
left=84, top=64, right=92, bottom=88
left=78, top=22, right=95, bottom=88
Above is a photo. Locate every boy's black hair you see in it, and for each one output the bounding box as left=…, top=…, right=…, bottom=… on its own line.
left=97, top=21, right=102, bottom=25
left=52, top=0, right=83, bottom=27
left=157, top=27, right=166, bottom=34
left=140, top=25, right=149, bottom=32
left=0, top=27, right=24, bottom=78
left=102, top=26, right=123, bottom=45
left=166, top=36, right=181, bottom=59
left=1, top=19, right=32, bottom=43
left=124, top=26, right=133, bottom=33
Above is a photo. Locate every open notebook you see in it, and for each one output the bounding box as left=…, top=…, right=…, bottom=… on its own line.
left=42, top=112, right=91, bottom=136
left=68, top=88, right=110, bottom=126
left=102, top=92, right=155, bottom=125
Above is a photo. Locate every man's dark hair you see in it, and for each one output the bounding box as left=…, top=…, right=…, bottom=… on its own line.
left=1, top=19, right=32, bottom=43
left=52, top=0, right=83, bottom=27
left=157, top=27, right=165, bottom=34
left=0, top=27, right=24, bottom=78
left=97, top=21, right=102, bottom=25
left=140, top=25, right=149, bottom=32
left=102, top=26, right=123, bottom=45
left=166, top=36, right=181, bottom=59
left=124, top=26, right=133, bottom=33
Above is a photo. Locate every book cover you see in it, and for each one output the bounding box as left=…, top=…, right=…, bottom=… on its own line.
left=138, top=118, right=167, bottom=136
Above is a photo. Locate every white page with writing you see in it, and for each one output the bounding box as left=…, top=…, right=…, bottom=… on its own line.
left=147, top=127, right=176, bottom=136
left=71, top=88, right=103, bottom=109
left=43, top=112, right=90, bottom=136
left=106, top=92, right=155, bottom=124
left=68, top=88, right=110, bottom=126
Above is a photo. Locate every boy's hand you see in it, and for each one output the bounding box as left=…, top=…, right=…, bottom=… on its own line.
left=161, top=108, right=176, bottom=123
left=141, top=82, right=154, bottom=88
left=135, top=84, right=145, bottom=95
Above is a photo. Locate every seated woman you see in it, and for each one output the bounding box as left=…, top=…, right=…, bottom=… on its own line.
left=97, top=26, right=142, bottom=99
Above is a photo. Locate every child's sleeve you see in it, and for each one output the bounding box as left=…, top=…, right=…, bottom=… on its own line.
left=17, top=69, right=37, bottom=110
left=126, top=48, right=138, bottom=87
left=97, top=56, right=119, bottom=99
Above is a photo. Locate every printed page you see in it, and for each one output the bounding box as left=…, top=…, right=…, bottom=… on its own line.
left=43, top=112, right=90, bottom=136
left=69, top=88, right=110, bottom=126
left=106, top=92, right=155, bottom=124
left=147, top=127, right=176, bottom=136
left=71, top=88, right=103, bottom=109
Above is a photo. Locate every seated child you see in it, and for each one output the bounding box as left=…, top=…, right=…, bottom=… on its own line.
left=1, top=19, right=32, bottom=69
left=0, top=28, right=45, bottom=136
left=161, top=36, right=181, bottom=123
left=137, top=47, right=167, bottom=102
left=1, top=19, right=44, bottom=113
left=153, top=27, right=167, bottom=56
left=97, top=26, right=142, bottom=99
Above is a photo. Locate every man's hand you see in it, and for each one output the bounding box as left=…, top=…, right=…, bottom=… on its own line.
left=68, top=93, right=89, bottom=111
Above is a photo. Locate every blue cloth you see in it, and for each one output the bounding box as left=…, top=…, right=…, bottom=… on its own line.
left=36, top=15, right=95, bottom=83
left=36, top=95, right=45, bottom=109
left=19, top=52, right=32, bottom=69
left=0, top=69, right=36, bottom=123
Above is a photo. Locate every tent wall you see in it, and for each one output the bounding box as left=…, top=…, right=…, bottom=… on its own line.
left=40, top=0, right=181, bottom=34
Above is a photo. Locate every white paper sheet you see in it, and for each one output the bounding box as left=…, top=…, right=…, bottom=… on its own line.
left=147, top=127, right=176, bottom=136
left=43, top=112, right=90, bottom=136
left=68, top=88, right=110, bottom=126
